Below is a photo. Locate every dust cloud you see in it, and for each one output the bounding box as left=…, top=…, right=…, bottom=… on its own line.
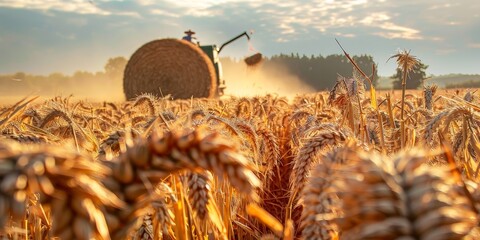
left=62, top=81, right=125, bottom=102
left=0, top=79, right=125, bottom=105
left=1, top=61, right=314, bottom=105
left=222, top=61, right=315, bottom=98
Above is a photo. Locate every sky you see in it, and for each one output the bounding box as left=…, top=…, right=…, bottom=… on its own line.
left=0, top=0, right=479, bottom=77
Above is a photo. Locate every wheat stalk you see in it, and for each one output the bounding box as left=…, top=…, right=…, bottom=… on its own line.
left=300, top=144, right=479, bottom=240
left=187, top=171, right=212, bottom=220
left=290, top=124, right=348, bottom=200
left=0, top=140, right=122, bottom=240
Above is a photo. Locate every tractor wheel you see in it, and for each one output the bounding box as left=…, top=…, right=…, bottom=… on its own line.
left=123, top=39, right=217, bottom=100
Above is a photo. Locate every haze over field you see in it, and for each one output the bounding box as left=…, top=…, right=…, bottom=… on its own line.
left=0, top=0, right=479, bottom=77
left=223, top=62, right=316, bottom=98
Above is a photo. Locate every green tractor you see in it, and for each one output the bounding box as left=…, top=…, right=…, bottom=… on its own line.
left=123, top=31, right=261, bottom=100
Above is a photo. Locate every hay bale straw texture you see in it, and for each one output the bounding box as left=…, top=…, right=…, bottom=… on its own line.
left=123, top=39, right=217, bottom=100
left=244, top=53, right=263, bottom=66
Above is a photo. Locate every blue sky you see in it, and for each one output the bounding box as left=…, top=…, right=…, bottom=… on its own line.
left=0, top=0, right=479, bottom=76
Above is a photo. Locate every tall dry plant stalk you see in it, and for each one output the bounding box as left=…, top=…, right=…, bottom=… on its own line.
left=423, top=84, right=437, bottom=111
left=0, top=140, right=123, bottom=240
left=299, top=145, right=357, bottom=240
left=289, top=124, right=349, bottom=202
left=389, top=50, right=419, bottom=149
left=187, top=171, right=213, bottom=220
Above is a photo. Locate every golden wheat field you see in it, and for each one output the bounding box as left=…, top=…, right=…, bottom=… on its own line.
left=0, top=83, right=479, bottom=240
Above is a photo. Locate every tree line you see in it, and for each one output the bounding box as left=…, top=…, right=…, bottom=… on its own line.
left=0, top=57, right=127, bottom=98
left=222, top=53, right=380, bottom=90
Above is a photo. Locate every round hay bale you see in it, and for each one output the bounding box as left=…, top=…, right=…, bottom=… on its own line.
left=123, top=39, right=217, bottom=100
left=244, top=53, right=263, bottom=66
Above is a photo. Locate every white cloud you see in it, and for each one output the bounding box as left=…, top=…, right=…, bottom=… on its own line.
left=136, top=0, right=155, bottom=6
left=153, top=0, right=228, bottom=17
left=360, top=12, right=390, bottom=25
left=335, top=32, right=356, bottom=38
left=0, top=0, right=143, bottom=17
left=279, top=22, right=295, bottom=35
left=252, top=0, right=368, bottom=41
left=0, top=0, right=425, bottom=41
left=430, top=37, right=444, bottom=42
left=184, top=8, right=223, bottom=17
left=248, top=2, right=423, bottom=41
left=150, top=8, right=180, bottom=18
left=115, top=11, right=141, bottom=18
left=161, top=0, right=223, bottom=8
left=0, top=0, right=111, bottom=15
left=3, top=0, right=475, bottom=45
left=468, top=43, right=480, bottom=49
left=428, top=3, right=457, bottom=10
left=359, top=12, right=422, bottom=40
left=375, top=22, right=422, bottom=40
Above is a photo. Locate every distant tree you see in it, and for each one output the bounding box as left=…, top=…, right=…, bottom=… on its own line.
left=104, top=57, right=128, bottom=80
left=446, top=80, right=480, bottom=89
left=73, top=71, right=94, bottom=81
left=48, top=72, right=67, bottom=81
left=352, top=55, right=378, bottom=89
left=13, top=72, right=26, bottom=81
left=392, top=61, right=428, bottom=89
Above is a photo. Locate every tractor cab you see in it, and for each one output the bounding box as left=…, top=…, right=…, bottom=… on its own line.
left=199, top=45, right=225, bottom=96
